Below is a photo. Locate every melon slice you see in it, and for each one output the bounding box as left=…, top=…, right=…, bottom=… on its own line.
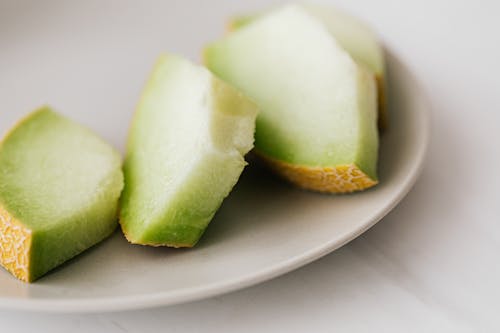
left=205, top=5, right=378, bottom=193
left=228, top=3, right=387, bottom=129
left=119, top=54, right=258, bottom=247
left=0, top=107, right=124, bottom=282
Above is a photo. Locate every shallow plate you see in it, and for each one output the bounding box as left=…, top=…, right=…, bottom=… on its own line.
left=0, top=1, right=429, bottom=313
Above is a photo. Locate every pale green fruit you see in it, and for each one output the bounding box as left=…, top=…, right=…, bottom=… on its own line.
left=205, top=5, right=379, bottom=193
left=0, top=107, right=124, bottom=282
left=119, top=54, right=258, bottom=247
left=228, top=3, right=387, bottom=129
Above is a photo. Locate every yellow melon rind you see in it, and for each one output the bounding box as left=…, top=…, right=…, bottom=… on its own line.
left=121, top=227, right=194, bottom=249
left=258, top=154, right=378, bottom=193
left=0, top=205, right=32, bottom=282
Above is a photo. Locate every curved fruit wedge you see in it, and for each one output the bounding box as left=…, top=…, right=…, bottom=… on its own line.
left=119, top=54, right=258, bottom=247
left=228, top=3, right=387, bottom=129
left=0, top=107, right=124, bottom=282
left=205, top=5, right=378, bottom=193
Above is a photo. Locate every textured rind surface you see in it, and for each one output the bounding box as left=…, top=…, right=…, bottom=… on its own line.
left=0, top=205, right=31, bottom=282
left=122, top=230, right=196, bottom=249
left=258, top=153, right=378, bottom=193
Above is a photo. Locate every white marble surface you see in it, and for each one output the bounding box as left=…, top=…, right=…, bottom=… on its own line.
left=1, top=0, right=499, bottom=331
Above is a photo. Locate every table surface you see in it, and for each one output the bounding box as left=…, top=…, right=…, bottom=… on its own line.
left=1, top=0, right=499, bottom=331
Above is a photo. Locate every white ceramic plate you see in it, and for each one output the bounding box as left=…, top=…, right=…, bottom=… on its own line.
left=0, top=1, right=429, bottom=313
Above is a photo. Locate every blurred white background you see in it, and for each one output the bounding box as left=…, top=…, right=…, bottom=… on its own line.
left=1, top=0, right=499, bottom=331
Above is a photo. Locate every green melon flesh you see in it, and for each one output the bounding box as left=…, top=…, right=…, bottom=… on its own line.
left=229, top=3, right=387, bottom=128
left=119, top=54, right=258, bottom=247
left=205, top=5, right=378, bottom=185
left=230, top=4, right=384, bottom=79
left=0, top=107, right=124, bottom=282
